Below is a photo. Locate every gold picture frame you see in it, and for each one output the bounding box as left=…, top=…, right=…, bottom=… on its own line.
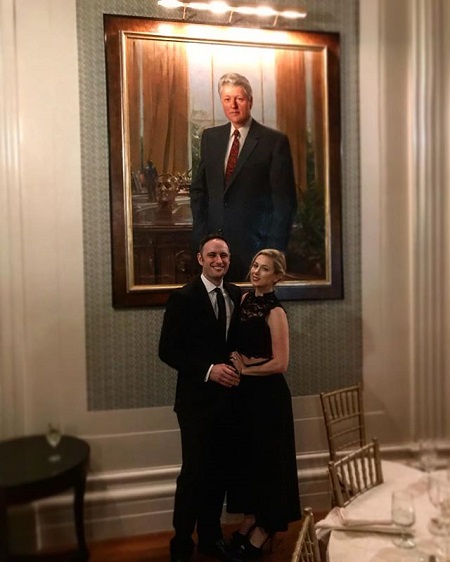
left=104, top=14, right=343, bottom=306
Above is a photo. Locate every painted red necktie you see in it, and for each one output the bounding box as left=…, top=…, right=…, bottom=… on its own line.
left=225, top=129, right=240, bottom=184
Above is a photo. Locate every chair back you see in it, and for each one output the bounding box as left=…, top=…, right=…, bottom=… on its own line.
left=291, top=507, right=321, bottom=562
left=328, top=438, right=383, bottom=507
left=320, top=383, right=366, bottom=461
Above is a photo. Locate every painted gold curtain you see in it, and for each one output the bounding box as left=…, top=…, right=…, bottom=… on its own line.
left=310, top=52, right=325, bottom=196
left=275, top=49, right=306, bottom=194
left=128, top=39, right=189, bottom=176
left=127, top=40, right=142, bottom=175
left=275, top=49, right=326, bottom=196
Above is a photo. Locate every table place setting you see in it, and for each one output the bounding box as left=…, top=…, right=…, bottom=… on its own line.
left=315, top=505, right=413, bottom=539
left=321, top=460, right=450, bottom=562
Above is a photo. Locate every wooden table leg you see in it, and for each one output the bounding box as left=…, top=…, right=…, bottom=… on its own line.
left=0, top=497, right=9, bottom=562
left=73, top=472, right=89, bottom=560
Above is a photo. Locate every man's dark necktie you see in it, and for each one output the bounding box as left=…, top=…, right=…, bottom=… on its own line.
left=214, top=288, right=227, bottom=339
left=225, top=129, right=240, bottom=184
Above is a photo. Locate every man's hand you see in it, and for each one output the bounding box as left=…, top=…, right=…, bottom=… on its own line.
left=209, top=363, right=240, bottom=387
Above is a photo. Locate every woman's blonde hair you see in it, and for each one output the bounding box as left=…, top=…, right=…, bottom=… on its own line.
left=249, top=248, right=286, bottom=282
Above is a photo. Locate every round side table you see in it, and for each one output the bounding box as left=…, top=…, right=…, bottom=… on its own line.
left=0, top=434, right=90, bottom=561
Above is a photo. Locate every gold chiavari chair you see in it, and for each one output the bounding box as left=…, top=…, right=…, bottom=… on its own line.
left=328, top=438, right=384, bottom=508
left=291, top=507, right=321, bottom=562
left=320, top=383, right=366, bottom=461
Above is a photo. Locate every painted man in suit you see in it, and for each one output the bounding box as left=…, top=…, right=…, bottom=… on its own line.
left=190, top=72, right=297, bottom=281
left=159, top=234, right=242, bottom=562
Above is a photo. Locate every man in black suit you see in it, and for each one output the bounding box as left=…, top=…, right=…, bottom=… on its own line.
left=190, top=72, right=297, bottom=281
left=159, top=234, right=242, bottom=562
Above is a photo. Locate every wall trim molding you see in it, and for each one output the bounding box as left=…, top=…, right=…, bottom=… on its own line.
left=13, top=443, right=435, bottom=550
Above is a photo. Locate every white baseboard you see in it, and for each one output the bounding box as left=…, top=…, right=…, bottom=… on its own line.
left=9, top=442, right=424, bottom=552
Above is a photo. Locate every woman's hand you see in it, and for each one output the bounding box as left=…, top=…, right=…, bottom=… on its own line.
left=230, top=351, right=245, bottom=375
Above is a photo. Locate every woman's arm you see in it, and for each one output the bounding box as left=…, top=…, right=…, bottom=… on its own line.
left=237, top=307, right=289, bottom=376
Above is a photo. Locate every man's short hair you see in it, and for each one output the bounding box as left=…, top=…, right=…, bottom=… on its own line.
left=199, top=233, right=230, bottom=254
left=218, top=73, right=253, bottom=99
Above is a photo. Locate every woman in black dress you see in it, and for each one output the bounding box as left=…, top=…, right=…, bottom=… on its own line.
left=227, top=249, right=301, bottom=560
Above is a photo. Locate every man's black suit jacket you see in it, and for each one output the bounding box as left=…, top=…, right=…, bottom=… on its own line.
left=159, top=276, right=242, bottom=418
left=190, top=119, right=297, bottom=280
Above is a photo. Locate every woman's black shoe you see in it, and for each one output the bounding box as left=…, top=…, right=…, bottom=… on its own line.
left=236, top=534, right=273, bottom=560
left=198, top=538, right=228, bottom=557
left=229, top=523, right=257, bottom=548
left=220, top=542, right=247, bottom=562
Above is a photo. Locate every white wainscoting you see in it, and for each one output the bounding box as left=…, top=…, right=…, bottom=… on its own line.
left=9, top=406, right=424, bottom=552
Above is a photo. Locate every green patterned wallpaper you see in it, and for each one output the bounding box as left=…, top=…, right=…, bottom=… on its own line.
left=76, top=0, right=361, bottom=410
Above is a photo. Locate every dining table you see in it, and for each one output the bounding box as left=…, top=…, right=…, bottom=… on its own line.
left=316, top=460, right=449, bottom=562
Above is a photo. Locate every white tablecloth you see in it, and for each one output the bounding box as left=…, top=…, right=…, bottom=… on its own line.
left=318, top=460, right=446, bottom=562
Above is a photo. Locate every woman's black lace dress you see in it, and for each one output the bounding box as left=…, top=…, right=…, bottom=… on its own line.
left=227, top=290, right=301, bottom=533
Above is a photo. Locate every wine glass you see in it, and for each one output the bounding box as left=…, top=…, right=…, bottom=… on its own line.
left=437, top=480, right=450, bottom=560
left=391, top=490, right=416, bottom=549
left=418, top=439, right=438, bottom=473
left=428, top=474, right=447, bottom=536
left=46, top=423, right=62, bottom=462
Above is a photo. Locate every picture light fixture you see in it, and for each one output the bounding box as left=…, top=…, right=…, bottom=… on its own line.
left=157, top=0, right=307, bottom=26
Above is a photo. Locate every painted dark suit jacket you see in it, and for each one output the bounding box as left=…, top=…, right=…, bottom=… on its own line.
left=190, top=119, right=297, bottom=280
left=158, top=276, right=242, bottom=417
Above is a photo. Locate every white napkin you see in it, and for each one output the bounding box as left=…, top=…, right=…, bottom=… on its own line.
left=315, top=507, right=414, bottom=540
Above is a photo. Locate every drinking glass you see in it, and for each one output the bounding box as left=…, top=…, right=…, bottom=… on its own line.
left=46, top=423, right=62, bottom=462
left=418, top=439, right=438, bottom=473
left=438, top=480, right=450, bottom=559
left=428, top=475, right=447, bottom=536
left=391, top=491, right=416, bottom=549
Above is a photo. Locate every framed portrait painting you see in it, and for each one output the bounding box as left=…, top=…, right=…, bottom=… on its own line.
left=104, top=14, right=343, bottom=306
